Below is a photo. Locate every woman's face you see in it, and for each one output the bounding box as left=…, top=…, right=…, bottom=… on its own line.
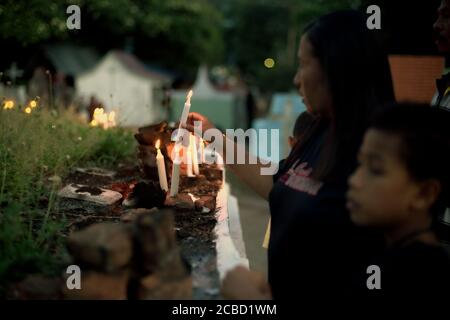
left=293, top=35, right=332, bottom=117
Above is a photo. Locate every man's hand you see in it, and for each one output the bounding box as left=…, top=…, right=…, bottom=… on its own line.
left=221, top=266, right=272, bottom=300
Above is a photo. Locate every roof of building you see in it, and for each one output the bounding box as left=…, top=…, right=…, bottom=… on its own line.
left=108, top=50, right=172, bottom=82
left=44, top=43, right=100, bottom=76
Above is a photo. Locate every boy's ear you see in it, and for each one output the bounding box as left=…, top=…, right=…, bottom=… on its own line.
left=411, top=179, right=442, bottom=211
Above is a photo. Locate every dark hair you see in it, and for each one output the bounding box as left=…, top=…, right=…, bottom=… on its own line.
left=371, top=103, right=450, bottom=214
left=292, top=111, right=315, bottom=138
left=285, top=10, right=395, bottom=183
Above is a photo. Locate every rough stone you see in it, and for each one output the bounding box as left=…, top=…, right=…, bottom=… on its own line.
left=200, top=165, right=223, bottom=182
left=132, top=209, right=187, bottom=277
left=75, top=167, right=116, bottom=178
left=123, top=181, right=166, bottom=209
left=8, top=275, right=62, bottom=300
left=62, top=271, right=128, bottom=300
left=134, top=121, right=172, bottom=148
left=195, top=196, right=216, bottom=212
left=58, top=183, right=122, bottom=205
left=164, top=193, right=195, bottom=211
left=138, top=273, right=192, bottom=300
left=121, top=208, right=158, bottom=223
left=67, top=223, right=132, bottom=272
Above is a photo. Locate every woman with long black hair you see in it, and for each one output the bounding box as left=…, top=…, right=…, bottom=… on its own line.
left=186, top=10, right=395, bottom=299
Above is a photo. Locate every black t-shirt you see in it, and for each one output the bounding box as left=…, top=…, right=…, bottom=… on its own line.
left=351, top=241, right=450, bottom=302
left=268, top=127, right=382, bottom=300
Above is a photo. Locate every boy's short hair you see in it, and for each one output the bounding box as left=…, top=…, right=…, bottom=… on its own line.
left=370, top=103, right=450, bottom=214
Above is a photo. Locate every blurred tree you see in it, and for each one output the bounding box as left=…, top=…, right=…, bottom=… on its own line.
left=211, top=0, right=361, bottom=93
left=359, top=0, right=439, bottom=55
left=0, top=0, right=224, bottom=74
left=0, top=0, right=69, bottom=45
left=3, top=0, right=435, bottom=91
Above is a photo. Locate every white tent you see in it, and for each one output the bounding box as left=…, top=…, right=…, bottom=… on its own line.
left=76, top=50, right=172, bottom=127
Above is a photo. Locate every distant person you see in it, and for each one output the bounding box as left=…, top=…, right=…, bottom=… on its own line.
left=432, top=0, right=450, bottom=239
left=28, top=67, right=49, bottom=107
left=161, top=85, right=172, bottom=121
left=347, top=103, right=450, bottom=300
left=87, top=96, right=102, bottom=122
left=433, top=0, right=450, bottom=109
left=245, top=90, right=256, bottom=129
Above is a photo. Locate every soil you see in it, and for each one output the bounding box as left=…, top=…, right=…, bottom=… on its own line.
left=57, top=162, right=222, bottom=299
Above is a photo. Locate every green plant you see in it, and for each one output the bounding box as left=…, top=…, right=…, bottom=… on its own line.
left=0, top=105, right=136, bottom=295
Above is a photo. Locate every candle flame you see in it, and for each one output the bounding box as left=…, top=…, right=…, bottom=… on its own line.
left=3, top=100, right=14, bottom=110
left=89, top=107, right=117, bottom=129
left=186, top=89, right=193, bottom=104
left=155, top=139, right=161, bottom=149
left=108, top=111, right=116, bottom=122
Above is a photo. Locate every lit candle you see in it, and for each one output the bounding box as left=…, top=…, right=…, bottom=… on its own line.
left=170, top=145, right=181, bottom=197
left=155, top=139, right=168, bottom=191
left=180, top=89, right=193, bottom=127
left=190, top=134, right=199, bottom=175
left=108, top=111, right=116, bottom=127
left=200, top=138, right=205, bottom=163
left=186, top=144, right=194, bottom=177
left=3, top=100, right=14, bottom=110
left=174, top=90, right=194, bottom=145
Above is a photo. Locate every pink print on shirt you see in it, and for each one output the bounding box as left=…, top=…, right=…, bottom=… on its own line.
left=279, top=161, right=323, bottom=195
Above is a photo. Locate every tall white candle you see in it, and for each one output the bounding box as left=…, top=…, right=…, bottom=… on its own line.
left=175, top=90, right=193, bottom=145
left=169, top=145, right=181, bottom=197
left=155, top=140, right=168, bottom=191
left=179, top=89, right=193, bottom=127
left=190, top=134, right=199, bottom=175
left=186, top=145, right=194, bottom=177
left=200, top=138, right=205, bottom=163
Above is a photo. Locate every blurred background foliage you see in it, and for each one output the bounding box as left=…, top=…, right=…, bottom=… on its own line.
left=0, top=0, right=440, bottom=91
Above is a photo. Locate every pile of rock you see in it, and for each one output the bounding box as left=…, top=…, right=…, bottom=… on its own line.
left=63, top=208, right=192, bottom=300
left=134, top=121, right=173, bottom=181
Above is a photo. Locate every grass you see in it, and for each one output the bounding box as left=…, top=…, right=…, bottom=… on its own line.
left=0, top=104, right=136, bottom=295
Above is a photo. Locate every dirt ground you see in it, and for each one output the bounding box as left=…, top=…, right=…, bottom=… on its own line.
left=58, top=164, right=222, bottom=299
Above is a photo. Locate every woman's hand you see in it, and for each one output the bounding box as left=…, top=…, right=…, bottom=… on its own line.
left=184, top=112, right=216, bottom=135
left=221, top=266, right=272, bottom=300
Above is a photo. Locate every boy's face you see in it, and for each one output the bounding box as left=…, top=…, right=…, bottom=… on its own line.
left=346, top=129, right=422, bottom=227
